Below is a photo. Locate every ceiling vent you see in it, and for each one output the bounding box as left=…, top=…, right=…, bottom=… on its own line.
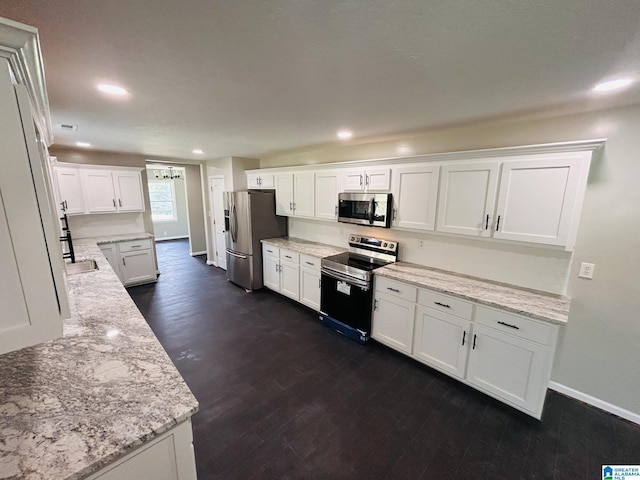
left=57, top=123, right=78, bottom=132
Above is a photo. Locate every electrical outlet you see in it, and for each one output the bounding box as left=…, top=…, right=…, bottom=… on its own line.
left=418, top=239, right=424, bottom=249
left=578, top=262, right=595, bottom=279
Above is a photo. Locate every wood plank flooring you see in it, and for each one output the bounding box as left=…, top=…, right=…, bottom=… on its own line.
left=128, top=239, right=640, bottom=480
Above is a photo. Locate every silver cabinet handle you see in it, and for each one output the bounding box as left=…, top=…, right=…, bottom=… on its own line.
left=305, top=261, right=315, bottom=266
left=112, top=199, right=116, bottom=207
left=434, top=301, right=451, bottom=309
left=292, top=202, right=296, bottom=211
left=119, top=199, right=122, bottom=207
left=130, top=244, right=141, bottom=248
left=365, top=174, right=370, bottom=186
left=496, top=215, right=501, bottom=231
left=359, top=174, right=363, bottom=186
left=334, top=205, right=338, bottom=216
left=497, top=321, right=520, bottom=330
left=267, top=249, right=273, bottom=253
left=285, top=255, right=292, bottom=259
left=393, top=208, right=397, bottom=220
left=289, top=202, right=293, bottom=211
left=387, top=287, right=400, bottom=293
left=122, top=257, right=126, bottom=266
left=318, top=278, right=321, bottom=288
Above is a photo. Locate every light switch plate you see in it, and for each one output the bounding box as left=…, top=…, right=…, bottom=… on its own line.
left=578, top=262, right=595, bottom=279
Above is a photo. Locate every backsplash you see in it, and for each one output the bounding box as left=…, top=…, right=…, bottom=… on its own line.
left=68, top=213, right=147, bottom=239
left=289, top=217, right=572, bottom=295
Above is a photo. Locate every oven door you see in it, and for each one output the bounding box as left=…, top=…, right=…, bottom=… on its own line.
left=320, top=269, right=373, bottom=334
left=338, top=193, right=392, bottom=228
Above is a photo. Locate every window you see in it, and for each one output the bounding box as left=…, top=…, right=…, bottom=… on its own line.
left=148, top=180, right=177, bottom=222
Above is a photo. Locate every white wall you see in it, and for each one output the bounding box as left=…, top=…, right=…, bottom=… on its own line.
left=261, top=103, right=640, bottom=418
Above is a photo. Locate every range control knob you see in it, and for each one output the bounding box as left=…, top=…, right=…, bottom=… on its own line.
left=389, top=243, right=395, bottom=249
left=383, top=242, right=388, bottom=248
left=350, top=236, right=355, bottom=241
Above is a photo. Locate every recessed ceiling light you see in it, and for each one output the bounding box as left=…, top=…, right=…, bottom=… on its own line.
left=592, top=77, right=634, bottom=93
left=397, top=144, right=413, bottom=155
left=337, top=130, right=353, bottom=140
left=192, top=149, right=204, bottom=154
left=76, top=142, right=91, bottom=148
left=96, top=83, right=129, bottom=95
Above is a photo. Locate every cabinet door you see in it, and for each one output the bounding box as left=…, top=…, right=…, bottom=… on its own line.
left=275, top=173, right=294, bottom=216
left=113, top=171, right=144, bottom=212
left=262, top=254, right=281, bottom=291
left=55, top=166, right=85, bottom=214
left=82, top=170, right=118, bottom=213
left=413, top=306, right=470, bottom=379
left=466, top=323, right=548, bottom=414
left=279, top=260, right=300, bottom=300
left=436, top=162, right=500, bottom=237
left=341, top=169, right=366, bottom=191
left=392, top=164, right=440, bottom=231
left=493, top=154, right=587, bottom=246
left=293, top=173, right=315, bottom=218
left=121, top=249, right=156, bottom=286
left=99, top=244, right=122, bottom=282
left=371, top=292, right=416, bottom=354
left=299, top=266, right=321, bottom=311
left=247, top=173, right=261, bottom=189
left=365, top=168, right=391, bottom=191
left=315, top=170, right=339, bottom=220
left=259, top=174, right=275, bottom=189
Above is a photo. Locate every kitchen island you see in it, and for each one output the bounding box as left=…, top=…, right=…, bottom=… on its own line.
left=0, top=238, right=198, bottom=479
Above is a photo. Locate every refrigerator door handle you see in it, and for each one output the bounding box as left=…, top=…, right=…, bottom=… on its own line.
left=227, top=250, right=248, bottom=259
left=231, top=202, right=238, bottom=243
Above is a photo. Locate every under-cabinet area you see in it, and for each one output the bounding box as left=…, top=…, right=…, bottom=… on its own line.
left=371, top=265, right=565, bottom=419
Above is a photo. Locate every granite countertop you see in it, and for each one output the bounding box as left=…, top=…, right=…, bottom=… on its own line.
left=376, top=262, right=570, bottom=325
left=0, top=238, right=198, bottom=480
left=87, top=232, right=155, bottom=245
left=261, top=236, right=347, bottom=258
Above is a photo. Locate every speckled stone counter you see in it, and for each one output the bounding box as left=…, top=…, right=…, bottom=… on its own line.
left=261, top=236, right=347, bottom=258
left=89, top=231, right=155, bottom=245
left=376, top=262, right=570, bottom=325
left=0, top=238, right=198, bottom=480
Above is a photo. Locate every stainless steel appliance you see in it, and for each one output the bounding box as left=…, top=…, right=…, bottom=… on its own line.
left=224, top=190, right=287, bottom=291
left=320, top=234, right=398, bottom=343
left=338, top=192, right=393, bottom=228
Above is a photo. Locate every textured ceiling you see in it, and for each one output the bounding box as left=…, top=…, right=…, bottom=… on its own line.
left=1, top=0, right=640, bottom=159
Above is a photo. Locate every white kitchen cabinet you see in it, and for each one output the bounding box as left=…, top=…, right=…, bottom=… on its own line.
left=0, top=38, right=70, bottom=355
left=112, top=171, right=145, bottom=212
left=275, top=172, right=315, bottom=218
left=99, top=243, right=122, bottom=281
left=263, top=256, right=281, bottom=292
left=299, top=254, right=321, bottom=310
left=247, top=172, right=275, bottom=189
left=391, top=164, right=440, bottom=231
left=372, top=291, right=416, bottom=354
left=86, top=419, right=196, bottom=480
left=413, top=306, right=471, bottom=379
left=341, top=167, right=391, bottom=192
left=493, top=153, right=589, bottom=247
left=314, top=170, right=340, bottom=220
left=54, top=166, right=85, bottom=214
left=280, top=258, right=300, bottom=301
left=71, top=166, right=145, bottom=214
left=436, top=161, right=500, bottom=237
left=82, top=169, right=119, bottom=213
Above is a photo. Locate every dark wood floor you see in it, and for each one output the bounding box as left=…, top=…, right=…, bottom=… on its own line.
left=128, top=239, right=640, bottom=480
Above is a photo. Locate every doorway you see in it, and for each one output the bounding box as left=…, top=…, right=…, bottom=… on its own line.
left=209, top=175, right=226, bottom=270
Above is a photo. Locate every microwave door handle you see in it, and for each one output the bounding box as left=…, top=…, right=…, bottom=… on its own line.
left=368, top=197, right=375, bottom=224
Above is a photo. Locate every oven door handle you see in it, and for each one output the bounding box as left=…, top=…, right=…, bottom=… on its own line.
left=321, top=268, right=370, bottom=290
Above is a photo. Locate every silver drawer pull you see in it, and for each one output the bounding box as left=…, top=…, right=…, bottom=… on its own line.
left=387, top=287, right=400, bottom=293
left=305, top=261, right=315, bottom=266
left=285, top=255, right=292, bottom=259
left=267, top=249, right=273, bottom=253
left=434, top=301, right=451, bottom=308
left=497, top=321, right=520, bottom=330
left=130, top=245, right=141, bottom=248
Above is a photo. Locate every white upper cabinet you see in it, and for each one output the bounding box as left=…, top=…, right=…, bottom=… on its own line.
left=314, top=170, right=340, bottom=220
left=493, top=153, right=589, bottom=247
left=82, top=169, right=118, bottom=213
left=247, top=172, right=274, bottom=189
left=392, top=164, right=440, bottom=231
left=275, top=172, right=315, bottom=218
left=54, top=166, right=85, bottom=214
left=436, top=161, right=500, bottom=237
left=113, top=171, right=145, bottom=212
left=341, top=167, right=391, bottom=192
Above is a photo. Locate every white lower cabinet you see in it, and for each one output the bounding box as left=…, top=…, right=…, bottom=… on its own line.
left=372, top=277, right=559, bottom=419
left=262, top=244, right=323, bottom=311
left=86, top=419, right=196, bottom=480
left=99, top=239, right=156, bottom=287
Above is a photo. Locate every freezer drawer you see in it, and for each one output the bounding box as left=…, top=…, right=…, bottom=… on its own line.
left=226, top=249, right=255, bottom=290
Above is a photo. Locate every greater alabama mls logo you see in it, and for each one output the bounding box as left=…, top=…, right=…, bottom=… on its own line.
left=604, top=465, right=640, bottom=480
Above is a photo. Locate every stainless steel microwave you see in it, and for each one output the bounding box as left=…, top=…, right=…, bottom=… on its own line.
left=338, top=192, right=393, bottom=228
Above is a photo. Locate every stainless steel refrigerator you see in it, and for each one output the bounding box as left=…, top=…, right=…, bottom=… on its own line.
left=224, top=190, right=287, bottom=291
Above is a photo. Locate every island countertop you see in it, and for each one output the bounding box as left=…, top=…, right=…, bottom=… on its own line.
left=0, top=238, right=198, bottom=480
left=375, top=262, right=571, bottom=325
left=261, top=236, right=347, bottom=258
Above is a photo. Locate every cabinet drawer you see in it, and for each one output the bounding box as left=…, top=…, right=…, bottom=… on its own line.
left=118, top=238, right=152, bottom=253
left=417, top=288, right=473, bottom=320
left=375, top=277, right=417, bottom=303
left=262, top=244, right=280, bottom=258
left=299, top=254, right=320, bottom=270
left=475, top=305, right=555, bottom=345
left=281, top=249, right=299, bottom=264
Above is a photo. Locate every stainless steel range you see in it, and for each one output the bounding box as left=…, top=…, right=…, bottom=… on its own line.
left=320, top=234, right=398, bottom=343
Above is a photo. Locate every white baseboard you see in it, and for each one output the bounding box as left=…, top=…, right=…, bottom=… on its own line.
left=189, top=250, right=207, bottom=256
left=548, top=381, right=640, bottom=425
left=206, top=260, right=216, bottom=266
left=155, top=235, right=189, bottom=242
